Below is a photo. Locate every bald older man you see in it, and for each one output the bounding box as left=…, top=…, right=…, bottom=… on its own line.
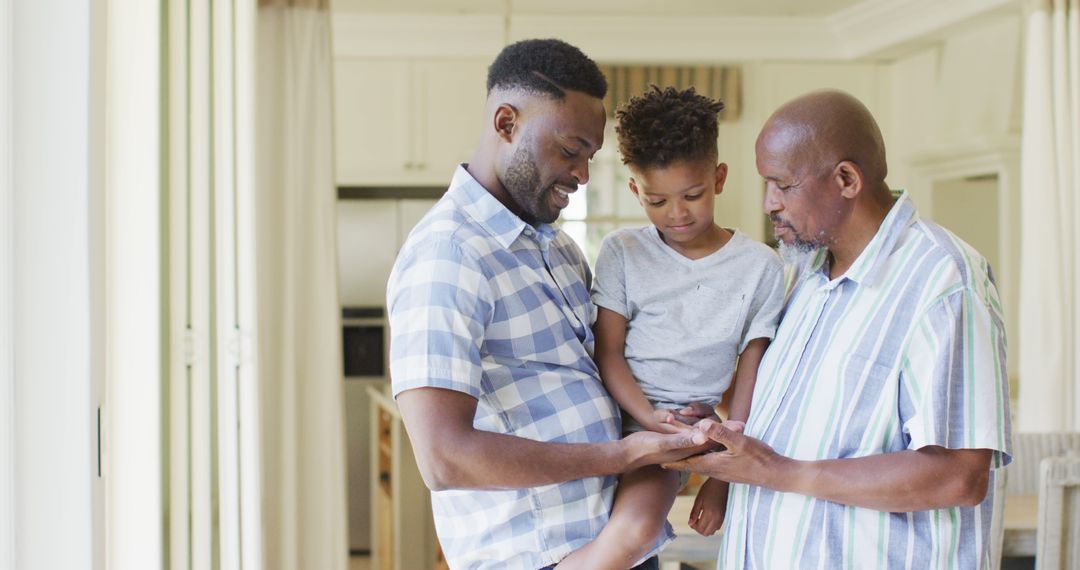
left=666, top=90, right=1012, bottom=569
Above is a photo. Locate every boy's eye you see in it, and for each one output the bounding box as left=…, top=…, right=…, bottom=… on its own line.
left=685, top=193, right=703, bottom=200
left=648, top=200, right=666, bottom=207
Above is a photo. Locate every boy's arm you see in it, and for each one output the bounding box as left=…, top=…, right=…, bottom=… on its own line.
left=724, top=338, right=768, bottom=422
left=594, top=307, right=682, bottom=433
left=688, top=338, right=768, bottom=535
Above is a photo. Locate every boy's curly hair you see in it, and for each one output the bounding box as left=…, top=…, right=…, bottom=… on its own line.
left=615, top=85, right=725, bottom=168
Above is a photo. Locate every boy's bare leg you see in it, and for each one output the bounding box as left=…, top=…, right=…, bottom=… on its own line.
left=556, top=465, right=683, bottom=570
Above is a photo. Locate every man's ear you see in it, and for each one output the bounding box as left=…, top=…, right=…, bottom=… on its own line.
left=493, top=103, right=518, bottom=143
left=835, top=160, right=863, bottom=199
left=714, top=163, right=729, bottom=195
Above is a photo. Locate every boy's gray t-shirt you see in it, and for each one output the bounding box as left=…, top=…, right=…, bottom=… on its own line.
left=591, top=226, right=785, bottom=407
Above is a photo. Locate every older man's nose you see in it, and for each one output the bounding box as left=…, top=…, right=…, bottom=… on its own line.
left=763, top=186, right=781, bottom=214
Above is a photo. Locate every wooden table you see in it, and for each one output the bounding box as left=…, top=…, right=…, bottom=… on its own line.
left=660, top=493, right=1040, bottom=567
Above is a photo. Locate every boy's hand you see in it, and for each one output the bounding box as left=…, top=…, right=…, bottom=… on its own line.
left=652, top=409, right=695, bottom=434
left=667, top=402, right=720, bottom=428
left=689, top=478, right=730, bottom=536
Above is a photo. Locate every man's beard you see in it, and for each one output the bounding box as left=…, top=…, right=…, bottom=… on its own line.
left=502, top=143, right=555, bottom=225
left=771, top=214, right=824, bottom=259
left=777, top=239, right=815, bottom=265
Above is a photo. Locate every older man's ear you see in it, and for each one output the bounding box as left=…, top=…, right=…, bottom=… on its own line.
left=834, top=160, right=864, bottom=199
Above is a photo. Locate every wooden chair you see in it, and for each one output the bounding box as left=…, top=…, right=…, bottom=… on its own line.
left=1007, top=433, right=1080, bottom=495
left=1005, top=432, right=1080, bottom=562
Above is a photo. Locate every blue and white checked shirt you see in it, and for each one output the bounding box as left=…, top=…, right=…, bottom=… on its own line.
left=387, top=166, right=623, bottom=570
left=719, top=192, right=1012, bottom=569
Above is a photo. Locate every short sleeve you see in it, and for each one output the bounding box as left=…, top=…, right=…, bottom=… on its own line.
left=740, top=257, right=785, bottom=353
left=591, top=234, right=630, bottom=319
left=899, top=288, right=1012, bottom=468
left=386, top=238, right=493, bottom=400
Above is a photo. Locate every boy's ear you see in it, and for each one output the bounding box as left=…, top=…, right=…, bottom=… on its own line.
left=493, top=103, right=519, bottom=143
left=714, top=163, right=729, bottom=195
left=628, top=177, right=641, bottom=199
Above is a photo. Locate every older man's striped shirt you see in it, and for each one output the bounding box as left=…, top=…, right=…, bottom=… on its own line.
left=718, top=193, right=1012, bottom=570
left=388, top=166, right=623, bottom=570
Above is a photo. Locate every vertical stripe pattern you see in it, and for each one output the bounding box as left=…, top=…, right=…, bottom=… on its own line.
left=719, top=193, right=1012, bottom=570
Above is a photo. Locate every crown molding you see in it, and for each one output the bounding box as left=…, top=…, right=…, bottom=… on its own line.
left=508, top=15, right=839, bottom=62
left=829, top=0, right=1021, bottom=59
left=332, top=13, right=505, bottom=59
left=331, top=0, right=1022, bottom=62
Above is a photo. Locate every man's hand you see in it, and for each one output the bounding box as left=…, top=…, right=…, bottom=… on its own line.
left=662, top=419, right=786, bottom=487
left=664, top=418, right=996, bottom=512
left=689, top=478, right=730, bottom=536
left=621, top=429, right=711, bottom=471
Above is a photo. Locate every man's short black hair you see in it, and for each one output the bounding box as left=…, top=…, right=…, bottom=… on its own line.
left=616, top=85, right=724, bottom=169
left=486, top=38, right=607, bottom=100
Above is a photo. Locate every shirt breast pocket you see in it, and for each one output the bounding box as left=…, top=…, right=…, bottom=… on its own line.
left=683, top=284, right=746, bottom=341
left=837, top=352, right=903, bottom=455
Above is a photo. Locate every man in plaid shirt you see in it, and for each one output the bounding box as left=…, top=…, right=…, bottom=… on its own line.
left=387, top=39, right=708, bottom=570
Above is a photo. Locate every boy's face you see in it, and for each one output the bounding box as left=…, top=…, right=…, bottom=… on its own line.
left=628, top=159, right=727, bottom=249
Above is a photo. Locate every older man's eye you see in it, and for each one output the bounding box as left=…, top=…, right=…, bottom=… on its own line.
left=561, top=147, right=577, bottom=158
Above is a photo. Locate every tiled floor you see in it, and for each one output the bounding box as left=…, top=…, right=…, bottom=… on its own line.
left=349, top=555, right=371, bottom=570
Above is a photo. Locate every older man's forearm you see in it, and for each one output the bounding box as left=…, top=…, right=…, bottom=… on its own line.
left=779, top=446, right=993, bottom=512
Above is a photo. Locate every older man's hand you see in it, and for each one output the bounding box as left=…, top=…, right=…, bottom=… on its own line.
left=662, top=419, right=790, bottom=487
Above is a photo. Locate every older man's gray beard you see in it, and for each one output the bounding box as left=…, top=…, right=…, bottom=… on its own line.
left=777, top=237, right=818, bottom=265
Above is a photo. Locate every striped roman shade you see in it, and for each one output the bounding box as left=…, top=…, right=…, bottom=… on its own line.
left=598, top=64, right=742, bottom=120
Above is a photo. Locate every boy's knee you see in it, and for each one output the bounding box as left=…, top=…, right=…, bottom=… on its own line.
left=604, top=516, right=664, bottom=558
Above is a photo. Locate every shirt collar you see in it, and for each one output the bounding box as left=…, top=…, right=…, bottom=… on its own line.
left=802, top=190, right=917, bottom=288
left=447, top=164, right=558, bottom=248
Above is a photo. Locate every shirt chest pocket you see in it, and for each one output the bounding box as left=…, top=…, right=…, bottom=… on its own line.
left=680, top=284, right=746, bottom=341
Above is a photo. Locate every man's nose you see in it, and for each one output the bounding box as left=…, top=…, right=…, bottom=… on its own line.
left=763, top=185, right=781, bottom=214
left=570, top=158, right=590, bottom=186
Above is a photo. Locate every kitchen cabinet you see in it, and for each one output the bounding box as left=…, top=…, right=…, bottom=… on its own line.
left=337, top=199, right=399, bottom=308
left=369, top=386, right=445, bottom=570
left=346, top=378, right=386, bottom=551
left=334, top=59, right=488, bottom=186
left=337, top=198, right=439, bottom=307
left=339, top=197, right=439, bottom=553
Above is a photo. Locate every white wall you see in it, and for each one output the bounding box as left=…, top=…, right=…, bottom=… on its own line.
left=104, top=0, right=162, bottom=567
left=0, top=0, right=14, bottom=567
left=9, top=1, right=96, bottom=568
left=885, top=15, right=1023, bottom=392
left=886, top=16, right=1023, bottom=209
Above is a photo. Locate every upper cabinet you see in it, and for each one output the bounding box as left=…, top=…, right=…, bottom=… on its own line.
left=334, top=59, right=488, bottom=186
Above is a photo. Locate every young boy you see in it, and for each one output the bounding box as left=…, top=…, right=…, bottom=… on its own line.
left=557, top=86, right=785, bottom=569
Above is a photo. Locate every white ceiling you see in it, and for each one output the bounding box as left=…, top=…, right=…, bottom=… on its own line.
left=331, top=0, right=864, bottom=18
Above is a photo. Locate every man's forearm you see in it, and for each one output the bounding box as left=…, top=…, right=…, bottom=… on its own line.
left=773, top=447, right=992, bottom=512
left=417, top=429, right=629, bottom=491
